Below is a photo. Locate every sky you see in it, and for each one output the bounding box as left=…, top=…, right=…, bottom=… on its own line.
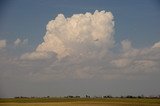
left=0, top=0, right=160, bottom=98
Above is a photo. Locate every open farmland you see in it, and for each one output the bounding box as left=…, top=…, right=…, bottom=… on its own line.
left=0, top=98, right=160, bottom=106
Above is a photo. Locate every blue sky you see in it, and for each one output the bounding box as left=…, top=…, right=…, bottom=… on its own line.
left=0, top=0, right=160, bottom=98
left=1, top=0, right=160, bottom=48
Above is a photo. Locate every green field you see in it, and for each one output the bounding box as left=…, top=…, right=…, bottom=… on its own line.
left=0, top=98, right=160, bottom=106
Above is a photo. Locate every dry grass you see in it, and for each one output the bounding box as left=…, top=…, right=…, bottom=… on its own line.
left=0, top=98, right=160, bottom=106
left=0, top=102, right=160, bottom=106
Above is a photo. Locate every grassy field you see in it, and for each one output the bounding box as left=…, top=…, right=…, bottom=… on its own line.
left=0, top=98, right=160, bottom=106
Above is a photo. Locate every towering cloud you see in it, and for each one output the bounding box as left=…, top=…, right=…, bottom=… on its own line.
left=0, top=40, right=6, bottom=49
left=19, top=10, right=160, bottom=80
left=22, top=10, right=114, bottom=60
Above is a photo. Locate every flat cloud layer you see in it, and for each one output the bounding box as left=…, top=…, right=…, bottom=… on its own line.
left=1, top=10, right=160, bottom=81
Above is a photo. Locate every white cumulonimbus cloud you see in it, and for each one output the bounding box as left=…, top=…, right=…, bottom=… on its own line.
left=18, top=10, right=160, bottom=80
left=0, top=40, right=6, bottom=49
left=22, top=10, right=114, bottom=60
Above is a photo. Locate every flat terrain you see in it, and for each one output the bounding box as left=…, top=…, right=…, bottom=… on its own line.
left=0, top=98, right=160, bottom=106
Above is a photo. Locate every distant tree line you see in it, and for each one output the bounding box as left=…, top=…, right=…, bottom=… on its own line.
left=14, top=94, right=160, bottom=99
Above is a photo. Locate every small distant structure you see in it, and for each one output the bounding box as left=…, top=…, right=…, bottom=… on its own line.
left=66, top=95, right=74, bottom=98
left=103, top=95, right=112, bottom=98
left=86, top=95, right=90, bottom=98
